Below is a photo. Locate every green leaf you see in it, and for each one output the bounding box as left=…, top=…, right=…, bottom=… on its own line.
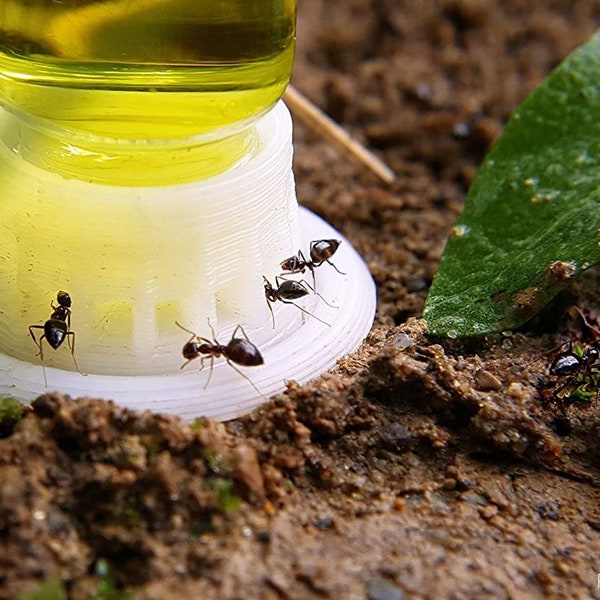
left=424, top=31, right=600, bottom=338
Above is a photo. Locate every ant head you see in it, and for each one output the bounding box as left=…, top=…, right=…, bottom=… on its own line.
left=56, top=290, right=72, bottom=308
left=182, top=341, right=201, bottom=360
left=584, top=346, right=599, bottom=364
left=263, top=277, right=276, bottom=297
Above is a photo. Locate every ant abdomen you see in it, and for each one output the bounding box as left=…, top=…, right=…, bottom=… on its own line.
left=227, top=338, right=264, bottom=367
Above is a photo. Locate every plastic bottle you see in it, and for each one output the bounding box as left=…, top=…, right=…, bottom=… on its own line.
left=0, top=1, right=377, bottom=420
left=0, top=1, right=298, bottom=377
left=0, top=0, right=296, bottom=139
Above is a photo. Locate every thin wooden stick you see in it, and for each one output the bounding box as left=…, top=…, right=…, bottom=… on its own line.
left=283, top=85, right=396, bottom=184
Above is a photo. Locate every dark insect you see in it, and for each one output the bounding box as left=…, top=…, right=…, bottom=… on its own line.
left=548, top=340, right=600, bottom=405
left=310, top=239, right=344, bottom=269
left=280, top=239, right=345, bottom=288
left=176, top=320, right=265, bottom=396
left=29, top=290, right=85, bottom=385
left=263, top=275, right=330, bottom=328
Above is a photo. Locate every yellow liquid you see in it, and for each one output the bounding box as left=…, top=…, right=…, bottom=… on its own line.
left=0, top=0, right=296, bottom=139
left=0, top=1, right=298, bottom=372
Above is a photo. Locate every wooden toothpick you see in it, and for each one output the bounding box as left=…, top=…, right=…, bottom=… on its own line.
left=283, top=85, right=396, bottom=184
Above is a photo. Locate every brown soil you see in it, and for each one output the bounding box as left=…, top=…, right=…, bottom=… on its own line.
left=2, top=1, right=600, bottom=599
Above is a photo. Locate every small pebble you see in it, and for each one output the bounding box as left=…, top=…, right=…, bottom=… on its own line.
left=314, top=515, right=334, bottom=530
left=478, top=505, right=498, bottom=520
left=365, top=577, right=404, bottom=600
left=474, top=369, right=503, bottom=391
left=442, top=478, right=457, bottom=490
left=392, top=333, right=413, bottom=349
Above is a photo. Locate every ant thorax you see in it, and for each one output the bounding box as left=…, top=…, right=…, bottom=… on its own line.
left=281, top=253, right=307, bottom=273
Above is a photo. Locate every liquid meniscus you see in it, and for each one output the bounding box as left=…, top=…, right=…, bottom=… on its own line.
left=0, top=0, right=296, bottom=138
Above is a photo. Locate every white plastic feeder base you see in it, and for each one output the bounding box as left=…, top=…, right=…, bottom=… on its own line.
left=0, top=208, right=375, bottom=421
left=0, top=100, right=376, bottom=421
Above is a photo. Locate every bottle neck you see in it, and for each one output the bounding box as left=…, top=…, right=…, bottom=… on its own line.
left=0, top=104, right=260, bottom=185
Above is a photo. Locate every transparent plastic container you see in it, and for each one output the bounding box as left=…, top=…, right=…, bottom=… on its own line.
left=0, top=0, right=299, bottom=373
left=0, top=1, right=377, bottom=420
left=0, top=0, right=296, bottom=140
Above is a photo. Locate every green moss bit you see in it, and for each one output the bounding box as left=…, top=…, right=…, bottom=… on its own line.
left=93, top=559, right=132, bottom=600
left=208, top=477, right=242, bottom=512
left=0, top=397, right=23, bottom=437
left=18, top=579, right=66, bottom=600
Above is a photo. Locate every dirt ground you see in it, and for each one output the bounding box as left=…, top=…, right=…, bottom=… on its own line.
left=2, top=1, right=600, bottom=599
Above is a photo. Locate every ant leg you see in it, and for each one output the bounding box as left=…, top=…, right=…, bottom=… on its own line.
left=29, top=325, right=44, bottom=354
left=266, top=301, right=276, bottom=329
left=175, top=321, right=213, bottom=346
left=29, top=326, right=47, bottom=386
left=309, top=264, right=316, bottom=292
left=37, top=336, right=48, bottom=387
left=587, top=363, right=600, bottom=402
left=552, top=374, right=580, bottom=405
left=226, top=360, right=267, bottom=399
left=572, top=306, right=600, bottom=338
left=293, top=277, right=338, bottom=309
left=316, top=289, right=338, bottom=309
left=65, top=331, right=87, bottom=376
left=231, top=324, right=254, bottom=343
left=203, top=355, right=215, bottom=390
left=206, top=318, right=219, bottom=344
left=326, top=259, right=346, bottom=275
left=175, top=321, right=199, bottom=338
left=38, top=338, right=48, bottom=387
left=180, top=357, right=195, bottom=370
left=279, top=298, right=331, bottom=327
left=65, top=312, right=75, bottom=354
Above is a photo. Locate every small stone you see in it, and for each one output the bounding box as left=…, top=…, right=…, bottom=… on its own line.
left=474, top=369, right=503, bottom=391
left=460, top=490, right=487, bottom=505
left=393, top=497, right=405, bottom=512
left=445, top=465, right=459, bottom=478
left=365, top=577, right=404, bottom=600
left=314, top=515, right=334, bottom=530
left=478, top=505, right=498, bottom=520
left=442, top=478, right=457, bottom=490
left=392, top=333, right=412, bottom=349
left=379, top=423, right=415, bottom=453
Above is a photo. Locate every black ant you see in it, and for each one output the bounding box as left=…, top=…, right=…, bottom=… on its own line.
left=543, top=306, right=600, bottom=406
left=263, top=276, right=331, bottom=328
left=280, top=239, right=345, bottom=288
left=29, top=290, right=85, bottom=385
left=548, top=340, right=600, bottom=405
left=175, top=320, right=265, bottom=397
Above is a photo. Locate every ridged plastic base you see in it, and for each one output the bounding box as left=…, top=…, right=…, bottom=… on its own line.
left=0, top=208, right=376, bottom=421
